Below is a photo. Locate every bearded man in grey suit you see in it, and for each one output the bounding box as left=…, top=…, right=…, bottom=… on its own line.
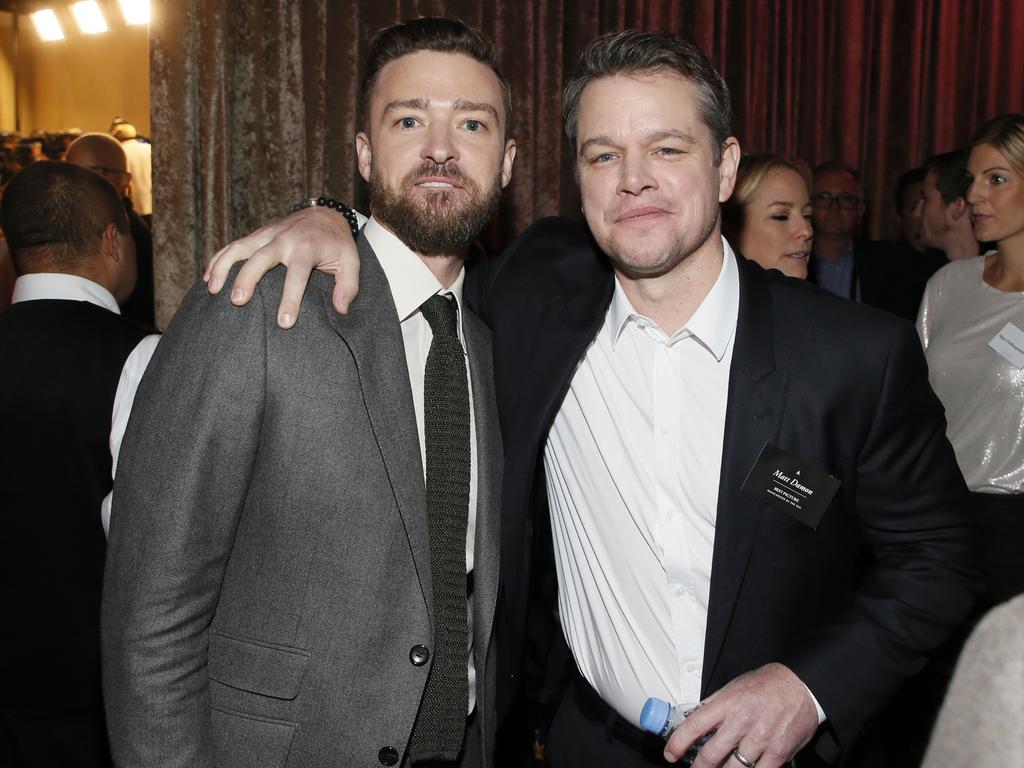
left=101, top=18, right=516, bottom=768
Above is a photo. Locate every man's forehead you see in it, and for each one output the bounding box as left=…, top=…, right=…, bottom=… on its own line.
left=814, top=169, right=859, bottom=192
left=577, top=71, right=706, bottom=136
left=374, top=51, right=503, bottom=104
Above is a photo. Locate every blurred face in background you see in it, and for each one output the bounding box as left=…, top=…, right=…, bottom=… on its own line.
left=897, top=178, right=925, bottom=251
left=737, top=168, right=813, bottom=279
left=811, top=167, right=864, bottom=240
left=915, top=171, right=953, bottom=249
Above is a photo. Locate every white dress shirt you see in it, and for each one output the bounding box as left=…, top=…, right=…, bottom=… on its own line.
left=545, top=239, right=826, bottom=727
left=11, top=273, right=160, bottom=534
left=121, top=138, right=153, bottom=217
left=362, top=217, right=479, bottom=712
left=544, top=240, right=738, bottom=723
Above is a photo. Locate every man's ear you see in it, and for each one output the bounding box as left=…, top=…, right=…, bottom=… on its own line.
left=356, top=133, right=372, bottom=183
left=949, top=197, right=969, bottom=221
left=101, top=222, right=123, bottom=263
left=500, top=139, right=516, bottom=188
left=718, top=137, right=741, bottom=203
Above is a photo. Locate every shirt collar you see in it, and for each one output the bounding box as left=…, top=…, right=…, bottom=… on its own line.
left=814, top=241, right=855, bottom=269
left=607, top=235, right=739, bottom=362
left=12, top=273, right=120, bottom=314
left=362, top=216, right=466, bottom=322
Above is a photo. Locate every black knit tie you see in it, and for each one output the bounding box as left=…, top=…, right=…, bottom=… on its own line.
left=408, top=293, right=470, bottom=763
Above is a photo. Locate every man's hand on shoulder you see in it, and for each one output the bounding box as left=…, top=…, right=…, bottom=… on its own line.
left=204, top=206, right=361, bottom=328
left=666, top=663, right=819, bottom=768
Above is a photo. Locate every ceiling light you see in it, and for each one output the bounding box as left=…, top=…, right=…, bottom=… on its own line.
left=71, top=1, right=108, bottom=34
left=30, top=9, right=64, bottom=41
left=117, top=0, right=151, bottom=26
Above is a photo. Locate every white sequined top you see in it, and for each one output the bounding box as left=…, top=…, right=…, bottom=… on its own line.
left=917, top=255, right=1024, bottom=493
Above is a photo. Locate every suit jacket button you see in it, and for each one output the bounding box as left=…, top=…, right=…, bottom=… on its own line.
left=378, top=746, right=400, bottom=766
left=410, top=644, right=430, bottom=666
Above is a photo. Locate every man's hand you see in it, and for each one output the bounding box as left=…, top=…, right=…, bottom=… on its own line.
left=203, top=206, right=360, bottom=328
left=665, top=663, right=819, bottom=768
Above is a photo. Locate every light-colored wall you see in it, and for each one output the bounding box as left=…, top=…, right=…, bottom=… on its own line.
left=0, top=14, right=17, bottom=132
left=0, top=9, right=149, bottom=136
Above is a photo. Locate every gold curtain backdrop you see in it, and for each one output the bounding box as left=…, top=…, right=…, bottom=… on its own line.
left=150, top=0, right=1024, bottom=327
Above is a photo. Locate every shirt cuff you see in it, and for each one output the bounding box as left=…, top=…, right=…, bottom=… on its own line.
left=802, top=682, right=827, bottom=725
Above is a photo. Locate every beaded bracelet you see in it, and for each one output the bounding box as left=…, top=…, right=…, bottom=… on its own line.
left=291, top=197, right=360, bottom=238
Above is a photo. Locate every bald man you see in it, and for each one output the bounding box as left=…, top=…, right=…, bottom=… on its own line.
left=67, top=134, right=155, bottom=326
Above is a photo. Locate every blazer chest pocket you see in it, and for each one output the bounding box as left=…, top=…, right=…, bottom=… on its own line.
left=208, top=630, right=311, bottom=700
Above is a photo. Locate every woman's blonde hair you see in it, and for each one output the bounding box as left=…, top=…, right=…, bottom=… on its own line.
left=970, top=113, right=1024, bottom=174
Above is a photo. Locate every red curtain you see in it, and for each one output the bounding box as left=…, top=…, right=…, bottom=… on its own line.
left=478, top=0, right=1024, bottom=245
left=151, top=1, right=1024, bottom=323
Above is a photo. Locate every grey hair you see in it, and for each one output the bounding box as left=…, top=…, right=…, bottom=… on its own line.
left=562, top=30, right=732, bottom=163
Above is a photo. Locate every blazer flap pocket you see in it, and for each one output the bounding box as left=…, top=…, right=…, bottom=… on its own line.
left=208, top=632, right=311, bottom=700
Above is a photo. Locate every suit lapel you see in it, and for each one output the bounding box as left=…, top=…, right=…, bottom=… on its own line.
left=319, top=238, right=433, bottom=614
left=702, top=259, right=789, bottom=692
left=464, top=312, right=502, bottom=661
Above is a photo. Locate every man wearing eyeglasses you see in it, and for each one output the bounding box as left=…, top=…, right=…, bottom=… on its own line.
left=66, top=133, right=155, bottom=326
left=808, top=162, right=869, bottom=300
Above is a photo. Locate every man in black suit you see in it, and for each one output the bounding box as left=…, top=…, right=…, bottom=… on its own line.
left=0, top=162, right=153, bottom=767
left=66, top=132, right=156, bottom=326
left=807, top=162, right=918, bottom=318
left=208, top=30, right=980, bottom=768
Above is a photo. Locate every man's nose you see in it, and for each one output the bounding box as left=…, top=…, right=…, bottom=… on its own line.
left=423, top=123, right=459, bottom=166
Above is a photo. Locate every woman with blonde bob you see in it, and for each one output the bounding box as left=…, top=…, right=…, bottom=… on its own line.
left=917, top=113, right=1024, bottom=606
left=722, top=153, right=814, bottom=279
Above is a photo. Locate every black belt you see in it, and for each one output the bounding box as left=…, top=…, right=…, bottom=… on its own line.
left=570, top=667, right=665, bottom=754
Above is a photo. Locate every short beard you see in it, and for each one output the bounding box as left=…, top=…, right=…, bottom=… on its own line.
left=369, top=160, right=503, bottom=255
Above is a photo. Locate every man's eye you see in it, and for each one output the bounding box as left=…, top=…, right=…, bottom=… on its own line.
left=590, top=152, right=615, bottom=164
left=656, top=147, right=681, bottom=157
left=399, top=117, right=418, bottom=129
left=464, top=119, right=483, bottom=132
left=771, top=214, right=790, bottom=221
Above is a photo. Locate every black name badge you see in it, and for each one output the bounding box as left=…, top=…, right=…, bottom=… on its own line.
left=740, top=443, right=840, bottom=530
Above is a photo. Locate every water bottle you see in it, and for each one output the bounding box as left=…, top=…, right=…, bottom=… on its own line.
left=640, top=697, right=714, bottom=765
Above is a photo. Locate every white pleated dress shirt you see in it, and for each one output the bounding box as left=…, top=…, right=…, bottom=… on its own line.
left=544, top=240, right=738, bottom=723
left=545, top=239, right=824, bottom=726
left=363, top=217, right=479, bottom=713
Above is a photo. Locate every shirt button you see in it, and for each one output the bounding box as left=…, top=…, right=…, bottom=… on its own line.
left=378, top=746, right=400, bottom=766
left=409, top=645, right=430, bottom=666
left=685, top=661, right=700, bottom=674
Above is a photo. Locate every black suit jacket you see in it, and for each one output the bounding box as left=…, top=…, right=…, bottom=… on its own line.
left=0, top=299, right=152, bottom=718
left=467, top=217, right=981, bottom=762
left=809, top=239, right=946, bottom=322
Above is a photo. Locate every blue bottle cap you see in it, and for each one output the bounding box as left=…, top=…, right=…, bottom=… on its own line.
left=639, top=697, right=671, bottom=734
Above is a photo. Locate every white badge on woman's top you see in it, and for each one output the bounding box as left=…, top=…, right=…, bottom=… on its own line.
left=988, top=322, right=1024, bottom=369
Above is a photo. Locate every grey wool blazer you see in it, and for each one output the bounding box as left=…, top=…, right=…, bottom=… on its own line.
left=101, top=239, right=503, bottom=768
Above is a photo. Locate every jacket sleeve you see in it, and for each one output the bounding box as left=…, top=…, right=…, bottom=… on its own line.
left=101, top=274, right=268, bottom=768
left=784, top=320, right=983, bottom=756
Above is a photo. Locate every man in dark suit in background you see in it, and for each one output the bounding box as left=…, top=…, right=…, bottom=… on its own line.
left=102, top=18, right=512, bottom=768
left=809, top=161, right=936, bottom=321
left=0, top=162, right=151, bottom=767
left=915, top=151, right=982, bottom=264
left=208, top=30, right=980, bottom=768
left=66, top=132, right=155, bottom=326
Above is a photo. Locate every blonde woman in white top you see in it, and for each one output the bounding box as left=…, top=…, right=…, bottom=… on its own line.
left=917, top=113, right=1024, bottom=605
